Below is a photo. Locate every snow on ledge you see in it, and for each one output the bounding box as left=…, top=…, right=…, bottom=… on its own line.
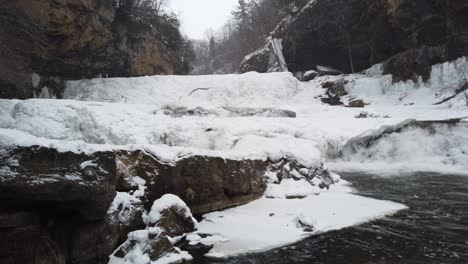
left=193, top=181, right=407, bottom=258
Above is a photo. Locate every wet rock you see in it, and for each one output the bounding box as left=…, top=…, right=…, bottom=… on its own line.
left=240, top=47, right=271, bottom=73
left=156, top=208, right=197, bottom=238
left=348, top=99, right=365, bottom=108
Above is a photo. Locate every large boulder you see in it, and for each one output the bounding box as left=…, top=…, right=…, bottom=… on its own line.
left=240, top=46, right=271, bottom=73
left=0, top=146, right=117, bottom=220
left=116, top=151, right=268, bottom=214
left=0, top=146, right=120, bottom=264
left=0, top=0, right=175, bottom=99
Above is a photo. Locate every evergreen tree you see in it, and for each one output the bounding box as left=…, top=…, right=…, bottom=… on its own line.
left=232, top=0, right=251, bottom=24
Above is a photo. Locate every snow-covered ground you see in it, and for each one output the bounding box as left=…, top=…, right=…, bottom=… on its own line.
left=1, top=57, right=467, bottom=260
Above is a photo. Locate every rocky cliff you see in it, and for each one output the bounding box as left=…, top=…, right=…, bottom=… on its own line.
left=0, top=146, right=267, bottom=264
left=241, top=0, right=468, bottom=81
left=0, top=144, right=334, bottom=263
left=0, top=0, right=176, bottom=99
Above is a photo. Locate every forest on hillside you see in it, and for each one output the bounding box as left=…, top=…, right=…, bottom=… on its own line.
left=190, top=0, right=309, bottom=74
left=112, top=0, right=300, bottom=75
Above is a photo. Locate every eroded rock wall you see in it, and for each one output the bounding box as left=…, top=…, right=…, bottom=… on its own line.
left=0, top=0, right=174, bottom=99
left=0, top=146, right=267, bottom=263
left=242, top=0, right=468, bottom=80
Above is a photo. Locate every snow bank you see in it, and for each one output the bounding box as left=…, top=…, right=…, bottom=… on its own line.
left=195, top=181, right=407, bottom=258
left=63, top=57, right=467, bottom=109
left=265, top=178, right=321, bottom=198
left=64, top=72, right=299, bottom=108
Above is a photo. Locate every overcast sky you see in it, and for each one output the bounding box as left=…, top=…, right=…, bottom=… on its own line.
left=168, top=0, right=238, bottom=40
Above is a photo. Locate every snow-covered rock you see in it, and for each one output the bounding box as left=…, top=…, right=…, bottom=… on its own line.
left=109, top=194, right=196, bottom=264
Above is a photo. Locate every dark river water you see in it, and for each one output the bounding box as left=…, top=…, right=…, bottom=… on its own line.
left=192, top=172, right=468, bottom=264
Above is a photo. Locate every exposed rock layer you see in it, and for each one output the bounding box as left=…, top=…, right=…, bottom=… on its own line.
left=116, top=150, right=268, bottom=214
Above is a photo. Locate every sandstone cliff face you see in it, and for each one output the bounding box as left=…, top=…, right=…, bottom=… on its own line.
left=241, top=0, right=468, bottom=80
left=0, top=0, right=174, bottom=99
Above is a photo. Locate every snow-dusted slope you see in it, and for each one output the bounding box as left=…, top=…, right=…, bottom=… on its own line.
left=1, top=57, right=467, bottom=259
left=64, top=72, right=299, bottom=108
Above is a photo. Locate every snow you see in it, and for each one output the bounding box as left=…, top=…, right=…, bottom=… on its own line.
left=264, top=178, right=321, bottom=198
left=146, top=194, right=196, bottom=226
left=195, top=181, right=407, bottom=258
left=64, top=72, right=299, bottom=108
left=80, top=160, right=98, bottom=170
left=151, top=250, right=192, bottom=264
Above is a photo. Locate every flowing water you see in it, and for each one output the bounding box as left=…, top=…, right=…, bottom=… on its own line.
left=192, top=172, right=468, bottom=264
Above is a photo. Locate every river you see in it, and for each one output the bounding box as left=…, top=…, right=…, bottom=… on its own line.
left=192, top=172, right=468, bottom=264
